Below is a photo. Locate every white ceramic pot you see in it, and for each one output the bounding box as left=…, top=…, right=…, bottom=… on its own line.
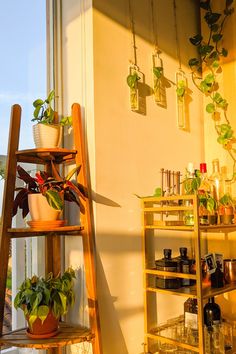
left=33, top=123, right=62, bottom=148
left=28, top=194, right=61, bottom=221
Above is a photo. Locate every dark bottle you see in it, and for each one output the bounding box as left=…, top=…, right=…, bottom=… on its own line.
left=204, top=297, right=221, bottom=328
left=179, top=247, right=191, bottom=286
left=210, top=262, right=224, bottom=288
left=155, top=249, right=181, bottom=289
left=184, top=298, right=198, bottom=331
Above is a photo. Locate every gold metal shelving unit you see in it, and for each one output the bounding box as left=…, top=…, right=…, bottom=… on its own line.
left=141, top=194, right=236, bottom=354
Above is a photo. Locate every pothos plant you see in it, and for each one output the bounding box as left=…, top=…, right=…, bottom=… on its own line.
left=32, top=90, right=72, bottom=126
left=14, top=268, right=76, bottom=328
left=127, top=68, right=141, bottom=110
left=188, top=0, right=235, bottom=173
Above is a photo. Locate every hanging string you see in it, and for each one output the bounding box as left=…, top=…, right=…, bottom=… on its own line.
left=128, top=0, right=138, bottom=67
left=173, top=0, right=182, bottom=70
left=150, top=0, right=159, bottom=54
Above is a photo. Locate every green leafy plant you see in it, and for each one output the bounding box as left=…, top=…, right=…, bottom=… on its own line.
left=198, top=191, right=217, bottom=213
left=0, top=167, right=5, bottom=180
left=176, top=79, right=187, bottom=99
left=32, top=90, right=72, bottom=126
left=12, top=162, right=86, bottom=218
left=126, top=72, right=140, bottom=89
left=188, top=0, right=236, bottom=173
left=14, top=268, right=76, bottom=328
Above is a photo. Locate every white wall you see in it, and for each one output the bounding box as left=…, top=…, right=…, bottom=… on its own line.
left=61, top=1, right=203, bottom=353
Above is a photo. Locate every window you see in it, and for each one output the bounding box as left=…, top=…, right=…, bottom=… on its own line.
left=0, top=0, right=47, bottom=336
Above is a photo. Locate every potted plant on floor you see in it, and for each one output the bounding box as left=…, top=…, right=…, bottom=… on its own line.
left=14, top=268, right=76, bottom=338
left=32, top=90, right=72, bottom=148
left=12, top=163, right=87, bottom=224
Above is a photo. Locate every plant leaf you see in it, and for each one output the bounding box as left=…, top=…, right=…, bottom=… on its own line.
left=33, top=99, right=44, bottom=108
left=212, top=33, right=223, bottom=42
left=188, top=58, right=200, bottom=67
left=206, top=103, right=215, bottom=113
left=45, top=190, right=64, bottom=210
left=37, top=305, right=49, bottom=324
left=189, top=34, right=202, bottom=46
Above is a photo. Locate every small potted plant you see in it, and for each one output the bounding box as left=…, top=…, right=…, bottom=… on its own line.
left=12, top=163, right=86, bottom=223
left=32, top=90, right=72, bottom=148
left=219, top=194, right=234, bottom=225
left=14, top=268, right=76, bottom=338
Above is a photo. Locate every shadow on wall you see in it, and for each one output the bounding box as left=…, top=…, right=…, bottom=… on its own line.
left=93, top=0, right=200, bottom=67
left=96, top=253, right=129, bottom=354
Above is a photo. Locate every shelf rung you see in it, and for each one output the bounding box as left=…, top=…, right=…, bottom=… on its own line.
left=146, top=286, right=197, bottom=298
left=0, top=322, right=93, bottom=348
left=7, top=226, right=84, bottom=238
left=145, top=269, right=197, bottom=280
left=146, top=332, right=199, bottom=352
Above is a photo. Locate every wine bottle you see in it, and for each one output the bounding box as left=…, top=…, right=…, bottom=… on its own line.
left=204, top=297, right=221, bottom=328
left=198, top=163, right=211, bottom=225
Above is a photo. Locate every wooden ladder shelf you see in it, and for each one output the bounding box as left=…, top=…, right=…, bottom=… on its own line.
left=0, top=103, right=102, bottom=353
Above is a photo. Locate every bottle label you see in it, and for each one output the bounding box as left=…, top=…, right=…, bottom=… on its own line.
left=182, top=264, right=190, bottom=274
left=185, top=312, right=198, bottom=330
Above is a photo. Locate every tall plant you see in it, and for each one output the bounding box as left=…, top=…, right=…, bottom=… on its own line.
left=188, top=0, right=235, bottom=173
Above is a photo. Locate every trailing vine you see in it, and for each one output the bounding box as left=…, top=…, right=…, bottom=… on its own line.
left=188, top=0, right=235, bottom=174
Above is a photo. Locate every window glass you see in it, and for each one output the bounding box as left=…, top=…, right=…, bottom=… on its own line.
left=0, top=0, right=47, bottom=333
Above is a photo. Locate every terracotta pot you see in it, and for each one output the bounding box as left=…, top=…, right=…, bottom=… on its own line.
left=33, top=123, right=62, bottom=148
left=28, top=194, right=61, bottom=221
left=26, top=310, right=59, bottom=338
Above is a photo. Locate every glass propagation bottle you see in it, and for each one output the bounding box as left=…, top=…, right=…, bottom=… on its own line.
left=183, top=162, right=195, bottom=226
left=210, top=159, right=223, bottom=202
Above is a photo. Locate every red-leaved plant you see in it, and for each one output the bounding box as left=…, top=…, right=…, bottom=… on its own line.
left=13, top=162, right=87, bottom=218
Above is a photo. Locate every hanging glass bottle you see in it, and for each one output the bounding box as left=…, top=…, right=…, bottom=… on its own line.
left=152, top=54, right=164, bottom=105
left=176, top=69, right=187, bottom=129
left=127, top=65, right=140, bottom=112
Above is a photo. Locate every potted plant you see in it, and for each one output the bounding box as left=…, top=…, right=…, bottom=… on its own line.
left=14, top=268, right=76, bottom=338
left=219, top=194, right=234, bottom=225
left=32, top=90, right=72, bottom=148
left=12, top=163, right=86, bottom=223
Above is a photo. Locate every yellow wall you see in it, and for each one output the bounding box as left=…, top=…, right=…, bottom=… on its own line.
left=62, top=1, right=203, bottom=353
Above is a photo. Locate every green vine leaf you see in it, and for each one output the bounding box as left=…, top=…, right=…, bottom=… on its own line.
left=204, top=12, right=221, bottom=25
left=221, top=48, right=228, bottom=57
left=200, top=0, right=210, bottom=10
left=176, top=80, right=186, bottom=98
left=211, top=23, right=219, bottom=32
left=212, top=33, right=223, bottom=42
left=188, top=58, right=200, bottom=67
left=127, top=72, right=140, bottom=89
left=206, top=103, right=215, bottom=113
left=153, top=67, right=163, bottom=79
left=189, top=34, right=203, bottom=46
left=198, top=44, right=214, bottom=56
